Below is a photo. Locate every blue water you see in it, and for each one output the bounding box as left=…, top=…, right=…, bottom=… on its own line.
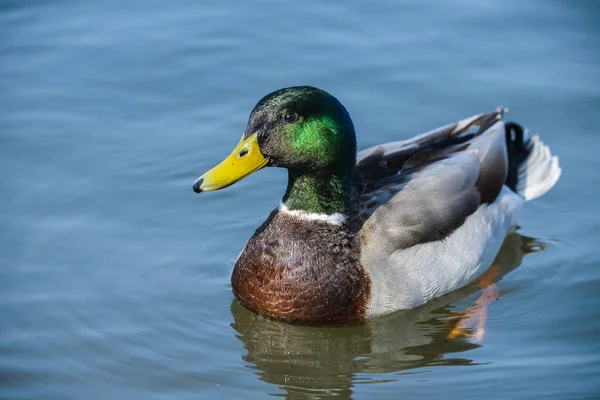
left=1, top=0, right=599, bottom=399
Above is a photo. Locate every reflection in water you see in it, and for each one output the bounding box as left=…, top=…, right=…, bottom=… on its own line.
left=230, top=233, right=547, bottom=399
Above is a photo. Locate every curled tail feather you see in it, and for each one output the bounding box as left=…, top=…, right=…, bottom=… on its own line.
left=505, top=122, right=561, bottom=201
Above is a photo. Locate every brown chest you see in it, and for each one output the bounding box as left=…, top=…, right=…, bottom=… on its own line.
left=230, top=210, right=371, bottom=324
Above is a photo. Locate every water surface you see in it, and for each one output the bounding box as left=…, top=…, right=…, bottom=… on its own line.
left=2, top=0, right=600, bottom=399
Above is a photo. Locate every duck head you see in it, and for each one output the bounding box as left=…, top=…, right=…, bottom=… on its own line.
left=193, top=86, right=357, bottom=215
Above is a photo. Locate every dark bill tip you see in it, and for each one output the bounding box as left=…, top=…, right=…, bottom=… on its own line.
left=192, top=178, right=204, bottom=193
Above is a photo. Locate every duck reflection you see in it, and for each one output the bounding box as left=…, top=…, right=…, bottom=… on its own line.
left=230, top=233, right=546, bottom=399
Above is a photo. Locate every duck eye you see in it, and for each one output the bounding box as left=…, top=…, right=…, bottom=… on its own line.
left=283, top=113, right=298, bottom=123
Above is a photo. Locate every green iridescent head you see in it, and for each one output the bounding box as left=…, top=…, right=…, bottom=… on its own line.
left=247, top=86, right=356, bottom=174
left=193, top=86, right=357, bottom=214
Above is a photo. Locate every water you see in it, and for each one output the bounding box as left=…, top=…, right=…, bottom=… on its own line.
left=1, top=0, right=599, bottom=398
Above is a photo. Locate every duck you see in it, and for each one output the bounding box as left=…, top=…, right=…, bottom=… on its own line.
left=192, top=86, right=561, bottom=325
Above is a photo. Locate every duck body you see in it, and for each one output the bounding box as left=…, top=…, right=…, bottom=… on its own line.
left=193, top=86, right=561, bottom=324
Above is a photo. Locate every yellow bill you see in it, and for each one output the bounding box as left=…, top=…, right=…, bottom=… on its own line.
left=193, top=132, right=268, bottom=193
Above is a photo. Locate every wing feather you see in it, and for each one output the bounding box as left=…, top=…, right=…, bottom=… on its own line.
left=355, top=110, right=510, bottom=255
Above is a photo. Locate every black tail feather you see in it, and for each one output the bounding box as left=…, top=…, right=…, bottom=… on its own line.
left=504, top=122, right=530, bottom=191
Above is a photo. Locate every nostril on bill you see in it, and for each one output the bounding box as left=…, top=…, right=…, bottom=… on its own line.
left=238, top=149, right=248, bottom=158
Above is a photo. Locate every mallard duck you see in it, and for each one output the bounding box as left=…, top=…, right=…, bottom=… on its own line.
left=193, top=86, right=561, bottom=325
